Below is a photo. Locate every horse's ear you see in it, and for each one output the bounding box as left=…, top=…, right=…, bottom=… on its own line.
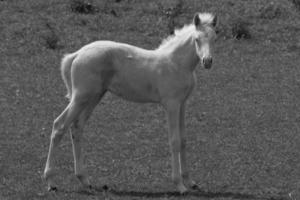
left=211, top=15, right=218, bottom=28
left=193, top=13, right=201, bottom=27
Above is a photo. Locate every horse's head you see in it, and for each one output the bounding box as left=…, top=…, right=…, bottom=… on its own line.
left=193, top=13, right=217, bottom=69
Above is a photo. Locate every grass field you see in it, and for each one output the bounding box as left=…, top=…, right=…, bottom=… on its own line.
left=1, top=0, right=300, bottom=199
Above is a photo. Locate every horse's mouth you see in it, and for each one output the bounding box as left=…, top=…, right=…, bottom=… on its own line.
left=204, top=64, right=212, bottom=69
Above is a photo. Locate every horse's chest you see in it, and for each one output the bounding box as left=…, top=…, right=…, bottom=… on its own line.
left=159, top=72, right=196, bottom=100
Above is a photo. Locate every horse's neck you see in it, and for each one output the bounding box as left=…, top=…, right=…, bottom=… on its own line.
left=165, top=36, right=199, bottom=72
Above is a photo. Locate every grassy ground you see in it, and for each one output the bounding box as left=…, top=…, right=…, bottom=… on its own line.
left=1, top=0, right=300, bottom=199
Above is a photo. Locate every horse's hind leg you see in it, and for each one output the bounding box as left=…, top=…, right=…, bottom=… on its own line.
left=69, top=92, right=105, bottom=188
left=43, top=94, right=90, bottom=191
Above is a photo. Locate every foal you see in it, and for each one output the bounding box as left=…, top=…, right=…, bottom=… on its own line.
left=43, top=12, right=217, bottom=194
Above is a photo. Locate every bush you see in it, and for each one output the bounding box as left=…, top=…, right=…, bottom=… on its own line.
left=156, top=0, right=184, bottom=35
left=290, top=0, right=300, bottom=11
left=70, top=0, right=98, bottom=14
left=43, top=23, right=60, bottom=50
left=45, top=34, right=59, bottom=49
left=259, top=2, right=282, bottom=19
left=231, top=20, right=251, bottom=40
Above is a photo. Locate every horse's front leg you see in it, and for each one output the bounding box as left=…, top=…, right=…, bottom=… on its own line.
left=179, top=103, right=197, bottom=189
left=164, top=100, right=188, bottom=194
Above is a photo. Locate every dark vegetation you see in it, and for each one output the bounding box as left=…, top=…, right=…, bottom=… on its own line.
left=231, top=20, right=251, bottom=40
left=290, top=0, right=300, bottom=11
left=156, top=0, right=184, bottom=34
left=44, top=23, right=60, bottom=50
left=70, top=0, right=98, bottom=14
left=1, top=0, right=300, bottom=200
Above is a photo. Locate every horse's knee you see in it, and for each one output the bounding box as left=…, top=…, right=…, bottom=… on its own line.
left=169, top=138, right=181, bottom=153
left=70, top=117, right=85, bottom=139
left=50, top=132, right=64, bottom=145
left=51, top=119, right=67, bottom=142
left=53, top=118, right=65, bottom=131
left=72, top=118, right=85, bottom=130
left=70, top=129, right=82, bottom=142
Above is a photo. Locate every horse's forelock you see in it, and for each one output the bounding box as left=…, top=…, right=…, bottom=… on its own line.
left=198, top=13, right=215, bottom=26
left=157, top=12, right=215, bottom=50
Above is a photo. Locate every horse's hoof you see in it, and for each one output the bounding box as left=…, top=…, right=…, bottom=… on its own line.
left=180, top=189, right=188, bottom=196
left=102, top=184, right=109, bottom=191
left=48, top=186, right=58, bottom=192
left=80, top=184, right=93, bottom=192
left=191, top=184, right=200, bottom=190
left=289, top=190, right=300, bottom=200
left=178, top=185, right=188, bottom=195
left=86, top=185, right=96, bottom=194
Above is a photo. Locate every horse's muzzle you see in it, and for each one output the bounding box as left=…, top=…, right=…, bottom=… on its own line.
left=203, top=57, right=212, bottom=69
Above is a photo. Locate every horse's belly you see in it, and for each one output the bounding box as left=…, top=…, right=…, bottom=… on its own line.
left=107, top=78, right=160, bottom=103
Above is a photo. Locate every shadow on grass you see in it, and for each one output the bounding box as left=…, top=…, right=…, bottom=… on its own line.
left=84, top=185, right=287, bottom=200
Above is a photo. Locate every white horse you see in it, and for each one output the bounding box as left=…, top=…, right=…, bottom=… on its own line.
left=43, top=12, right=217, bottom=194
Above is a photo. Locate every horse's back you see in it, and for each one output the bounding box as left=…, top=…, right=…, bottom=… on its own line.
left=70, top=40, right=162, bottom=102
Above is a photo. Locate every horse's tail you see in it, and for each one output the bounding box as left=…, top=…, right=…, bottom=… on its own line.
left=61, top=52, right=77, bottom=100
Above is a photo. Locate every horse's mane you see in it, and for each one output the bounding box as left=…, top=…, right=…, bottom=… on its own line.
left=157, top=24, right=196, bottom=50
left=156, top=12, right=215, bottom=51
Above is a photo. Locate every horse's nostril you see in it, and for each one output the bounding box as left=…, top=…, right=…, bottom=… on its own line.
left=208, top=57, right=212, bottom=64
left=203, top=57, right=212, bottom=64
